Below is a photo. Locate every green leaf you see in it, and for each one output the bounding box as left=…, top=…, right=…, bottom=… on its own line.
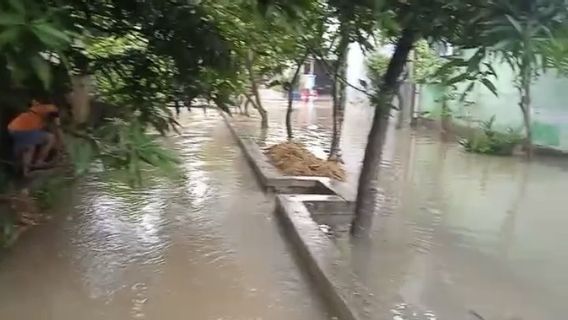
left=6, top=54, right=28, bottom=84
left=433, top=58, right=467, bottom=77
left=55, top=50, right=71, bottom=70
left=460, top=81, right=475, bottom=102
left=30, top=56, right=52, bottom=89
left=445, top=73, right=469, bottom=85
left=483, top=62, right=497, bottom=77
left=0, top=13, right=24, bottom=25
left=32, top=23, right=71, bottom=47
left=481, top=78, right=498, bottom=97
left=505, top=14, right=523, bottom=34
left=493, top=39, right=514, bottom=50
left=8, top=0, right=26, bottom=14
left=467, top=50, right=485, bottom=73
left=0, top=28, right=20, bottom=48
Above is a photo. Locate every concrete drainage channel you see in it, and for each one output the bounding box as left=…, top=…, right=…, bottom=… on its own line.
left=221, top=113, right=379, bottom=320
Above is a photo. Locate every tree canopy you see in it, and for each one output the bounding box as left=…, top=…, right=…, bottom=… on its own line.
left=2, top=0, right=568, bottom=183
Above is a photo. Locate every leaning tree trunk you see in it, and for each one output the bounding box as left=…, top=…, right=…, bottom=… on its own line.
left=286, top=54, right=309, bottom=140
left=351, top=29, right=417, bottom=237
left=245, top=51, right=268, bottom=129
left=251, top=80, right=268, bottom=129
left=329, top=23, right=350, bottom=162
left=243, top=93, right=255, bottom=117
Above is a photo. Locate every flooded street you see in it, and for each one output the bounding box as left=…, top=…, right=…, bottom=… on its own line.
left=0, top=112, right=330, bottom=320
left=339, top=129, right=568, bottom=320
left=2, top=94, right=567, bottom=320
left=233, top=96, right=568, bottom=320
left=4, top=1, right=568, bottom=319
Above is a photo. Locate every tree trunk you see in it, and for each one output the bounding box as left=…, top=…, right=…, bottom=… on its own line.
left=243, top=95, right=251, bottom=116
left=69, top=75, right=92, bottom=126
left=519, top=62, right=533, bottom=158
left=410, top=84, right=420, bottom=127
left=251, top=82, right=268, bottom=128
left=396, top=51, right=413, bottom=130
left=286, top=85, right=293, bottom=138
left=245, top=51, right=268, bottom=129
left=330, top=67, right=340, bottom=159
left=286, top=54, right=308, bottom=140
left=521, top=94, right=533, bottom=157
left=174, top=100, right=181, bottom=117
left=440, top=100, right=451, bottom=135
left=329, top=23, right=349, bottom=162
left=395, top=90, right=405, bottom=129
left=407, top=51, right=417, bottom=127
left=351, top=29, right=417, bottom=237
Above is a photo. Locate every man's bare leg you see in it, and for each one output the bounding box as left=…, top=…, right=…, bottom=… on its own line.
left=20, top=147, right=34, bottom=177
left=34, top=133, right=56, bottom=167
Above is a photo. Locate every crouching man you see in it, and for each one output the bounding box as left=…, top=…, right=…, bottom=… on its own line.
left=7, top=100, right=64, bottom=177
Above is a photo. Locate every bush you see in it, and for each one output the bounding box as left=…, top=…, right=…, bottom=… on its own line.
left=459, top=116, right=523, bottom=155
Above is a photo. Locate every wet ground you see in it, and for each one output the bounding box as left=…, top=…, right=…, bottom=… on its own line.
left=0, top=112, right=331, bottom=320
left=233, top=96, right=568, bottom=320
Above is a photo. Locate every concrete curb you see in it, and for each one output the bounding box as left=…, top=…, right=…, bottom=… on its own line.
left=275, top=195, right=378, bottom=320
left=220, top=113, right=353, bottom=199
left=221, top=113, right=377, bottom=319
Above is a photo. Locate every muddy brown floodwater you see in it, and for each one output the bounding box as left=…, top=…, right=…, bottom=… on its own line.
left=234, top=94, right=568, bottom=320
left=337, top=128, right=568, bottom=320
left=0, top=112, right=331, bottom=320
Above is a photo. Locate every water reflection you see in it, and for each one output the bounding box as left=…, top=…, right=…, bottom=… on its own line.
left=0, top=112, right=330, bottom=320
left=71, top=180, right=171, bottom=300
left=344, top=129, right=568, bottom=319
left=233, top=97, right=568, bottom=319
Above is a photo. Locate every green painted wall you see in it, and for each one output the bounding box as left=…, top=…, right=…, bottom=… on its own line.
left=419, top=62, right=568, bottom=152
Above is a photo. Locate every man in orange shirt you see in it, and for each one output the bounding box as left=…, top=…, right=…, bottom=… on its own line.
left=7, top=100, right=64, bottom=177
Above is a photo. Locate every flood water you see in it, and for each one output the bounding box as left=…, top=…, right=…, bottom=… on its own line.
left=339, top=128, right=568, bottom=320
left=233, top=95, right=568, bottom=320
left=0, top=112, right=331, bottom=320
left=2, top=94, right=567, bottom=320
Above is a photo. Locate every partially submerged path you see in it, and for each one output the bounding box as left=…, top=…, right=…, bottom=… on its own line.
left=0, top=112, right=330, bottom=320
left=232, top=95, right=568, bottom=319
